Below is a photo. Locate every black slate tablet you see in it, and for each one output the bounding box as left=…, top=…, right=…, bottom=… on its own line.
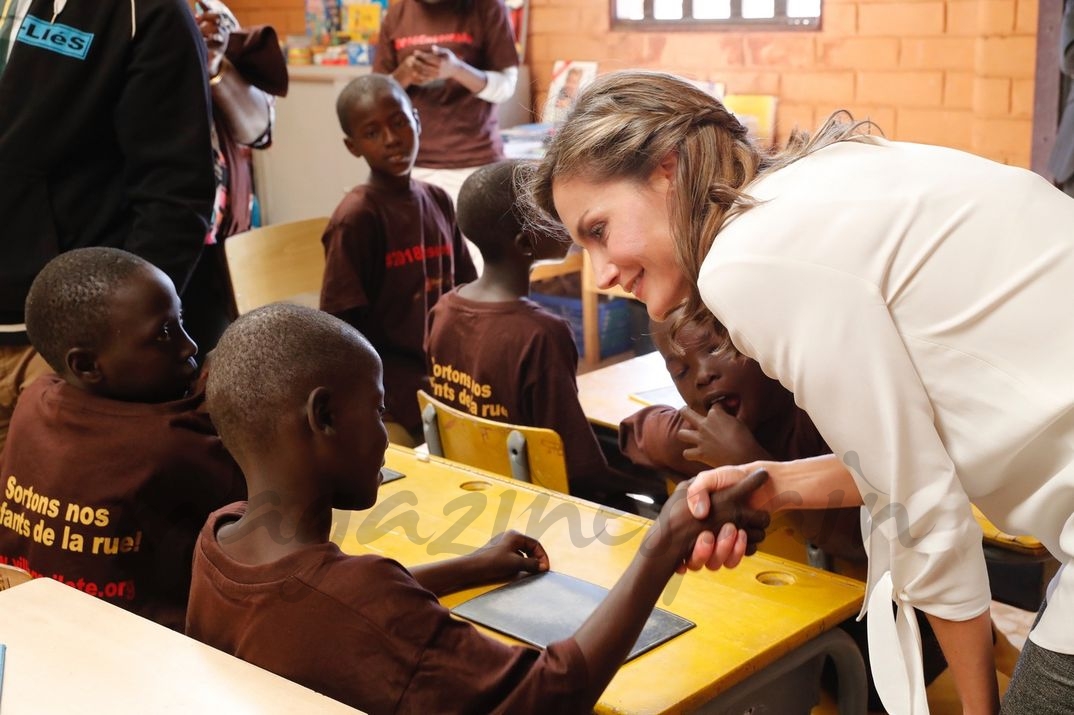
left=452, top=571, right=694, bottom=661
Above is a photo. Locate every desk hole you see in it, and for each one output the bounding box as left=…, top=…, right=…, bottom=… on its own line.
left=756, top=571, right=796, bottom=586
left=460, top=480, right=492, bottom=491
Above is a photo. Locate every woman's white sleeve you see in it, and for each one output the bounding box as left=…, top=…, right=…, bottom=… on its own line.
left=476, top=66, right=518, bottom=104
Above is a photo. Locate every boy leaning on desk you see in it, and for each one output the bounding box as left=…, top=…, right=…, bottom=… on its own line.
left=185, top=303, right=771, bottom=714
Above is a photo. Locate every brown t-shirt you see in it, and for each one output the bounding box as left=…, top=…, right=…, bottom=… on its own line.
left=186, top=503, right=590, bottom=714
left=0, top=374, right=245, bottom=630
left=374, top=0, right=519, bottom=169
left=425, top=291, right=613, bottom=494
left=320, top=180, right=476, bottom=432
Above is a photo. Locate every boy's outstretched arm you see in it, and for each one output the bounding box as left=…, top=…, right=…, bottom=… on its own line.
left=410, top=530, right=549, bottom=597
left=572, top=471, right=771, bottom=708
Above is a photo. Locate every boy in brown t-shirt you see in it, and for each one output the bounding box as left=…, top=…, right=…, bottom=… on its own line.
left=425, top=160, right=655, bottom=501
left=320, top=74, right=477, bottom=446
left=187, top=303, right=770, bottom=714
left=0, top=248, right=244, bottom=630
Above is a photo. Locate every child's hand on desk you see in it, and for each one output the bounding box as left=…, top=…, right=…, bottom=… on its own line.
left=469, top=530, right=550, bottom=583
left=677, top=406, right=769, bottom=468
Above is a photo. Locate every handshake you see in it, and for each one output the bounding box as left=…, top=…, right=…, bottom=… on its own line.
left=644, top=468, right=772, bottom=574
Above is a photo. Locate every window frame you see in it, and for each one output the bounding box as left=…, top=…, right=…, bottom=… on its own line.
left=609, top=0, right=822, bottom=32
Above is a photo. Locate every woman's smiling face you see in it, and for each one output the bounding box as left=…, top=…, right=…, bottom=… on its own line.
left=551, top=167, right=691, bottom=321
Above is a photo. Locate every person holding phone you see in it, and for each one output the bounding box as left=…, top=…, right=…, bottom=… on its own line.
left=374, top=0, right=519, bottom=274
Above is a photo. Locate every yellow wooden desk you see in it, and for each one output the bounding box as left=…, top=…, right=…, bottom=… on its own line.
left=332, top=445, right=865, bottom=714
left=0, top=578, right=362, bottom=715
left=576, top=350, right=674, bottom=430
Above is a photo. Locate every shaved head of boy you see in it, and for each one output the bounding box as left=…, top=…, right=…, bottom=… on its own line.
left=206, top=303, right=388, bottom=511
left=456, top=160, right=568, bottom=264
left=25, top=247, right=198, bottom=403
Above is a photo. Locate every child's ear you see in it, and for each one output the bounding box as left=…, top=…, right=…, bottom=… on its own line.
left=305, top=386, right=336, bottom=436
left=343, top=135, right=363, bottom=161
left=514, top=232, right=534, bottom=259
left=65, top=347, right=102, bottom=386
left=412, top=107, right=421, bottom=137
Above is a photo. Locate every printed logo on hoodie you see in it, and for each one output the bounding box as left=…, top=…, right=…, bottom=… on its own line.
left=17, top=15, right=93, bottom=60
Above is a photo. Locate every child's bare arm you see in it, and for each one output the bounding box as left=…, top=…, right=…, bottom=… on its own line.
left=410, top=531, right=548, bottom=596
left=678, top=406, right=771, bottom=467
left=572, top=471, right=770, bottom=708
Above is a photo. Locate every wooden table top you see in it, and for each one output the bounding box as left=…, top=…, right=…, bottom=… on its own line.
left=576, top=350, right=679, bottom=430
left=0, top=578, right=363, bottom=714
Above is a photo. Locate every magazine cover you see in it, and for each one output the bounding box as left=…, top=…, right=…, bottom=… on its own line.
left=542, top=60, right=598, bottom=124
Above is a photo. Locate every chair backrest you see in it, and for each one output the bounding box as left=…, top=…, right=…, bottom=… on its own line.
left=0, top=563, right=33, bottom=591
left=417, top=390, right=570, bottom=495
left=223, top=216, right=330, bottom=314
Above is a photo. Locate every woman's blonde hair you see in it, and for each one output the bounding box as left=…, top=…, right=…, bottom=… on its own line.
left=524, top=70, right=878, bottom=339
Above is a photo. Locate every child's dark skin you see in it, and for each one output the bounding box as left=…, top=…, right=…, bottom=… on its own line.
left=217, top=324, right=771, bottom=711
left=457, top=226, right=569, bottom=303
left=341, top=80, right=421, bottom=190
left=653, top=318, right=796, bottom=468
left=654, top=314, right=866, bottom=565
left=65, top=264, right=199, bottom=404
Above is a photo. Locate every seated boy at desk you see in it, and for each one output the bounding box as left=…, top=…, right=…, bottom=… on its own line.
left=187, top=303, right=770, bottom=714
left=425, top=160, right=660, bottom=503
left=0, top=248, right=244, bottom=630
left=320, top=73, right=476, bottom=447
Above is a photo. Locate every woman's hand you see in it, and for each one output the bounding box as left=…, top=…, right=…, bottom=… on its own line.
left=683, top=466, right=784, bottom=571
left=196, top=11, right=230, bottom=79
left=468, top=530, right=549, bottom=583
left=678, top=406, right=770, bottom=468
left=657, top=470, right=770, bottom=575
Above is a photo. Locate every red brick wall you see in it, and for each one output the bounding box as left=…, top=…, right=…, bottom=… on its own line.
left=527, top=0, right=1038, bottom=166
left=227, top=0, right=306, bottom=39
left=227, top=0, right=1039, bottom=166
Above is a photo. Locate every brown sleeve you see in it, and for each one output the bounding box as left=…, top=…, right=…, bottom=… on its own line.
left=319, top=198, right=382, bottom=316
left=618, top=406, right=710, bottom=477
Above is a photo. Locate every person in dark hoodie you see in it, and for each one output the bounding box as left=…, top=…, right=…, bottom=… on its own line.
left=0, top=0, right=215, bottom=453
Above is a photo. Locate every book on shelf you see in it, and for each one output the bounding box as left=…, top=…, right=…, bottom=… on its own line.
left=542, top=60, right=598, bottom=124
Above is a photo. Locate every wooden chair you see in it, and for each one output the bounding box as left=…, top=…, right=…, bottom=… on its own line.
left=417, top=390, right=571, bottom=495
left=0, top=563, right=33, bottom=591
left=223, top=216, right=330, bottom=314
left=973, top=505, right=1059, bottom=611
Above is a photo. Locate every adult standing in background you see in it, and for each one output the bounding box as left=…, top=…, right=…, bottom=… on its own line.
left=1050, top=0, right=1074, bottom=198
left=184, top=0, right=288, bottom=354
left=0, top=0, right=214, bottom=453
left=374, top=0, right=520, bottom=274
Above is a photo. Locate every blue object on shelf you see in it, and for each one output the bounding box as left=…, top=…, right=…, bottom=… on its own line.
left=529, top=291, right=632, bottom=360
